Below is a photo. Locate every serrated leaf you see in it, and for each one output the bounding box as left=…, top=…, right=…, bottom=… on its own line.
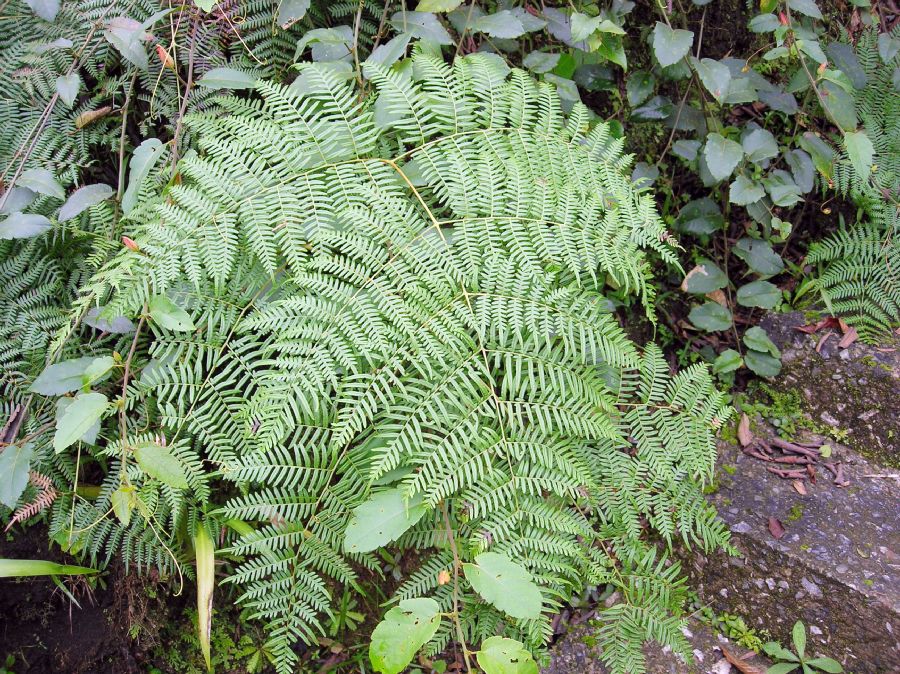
left=689, top=302, right=733, bottom=332
left=197, top=67, right=257, bottom=90
left=134, top=441, right=189, bottom=488
left=53, top=392, right=108, bottom=453
left=693, top=57, right=731, bottom=102
left=369, top=598, right=441, bottom=674
left=55, top=73, right=80, bottom=107
left=476, top=636, right=539, bottom=674
left=277, top=0, right=310, bottom=28
left=737, top=280, right=780, bottom=308
left=123, top=138, right=165, bottom=214
left=343, top=488, right=427, bottom=553
left=59, top=184, right=113, bottom=222
left=463, top=552, right=542, bottom=620
left=843, top=130, right=874, bottom=179
left=681, top=260, right=727, bottom=293
left=473, top=11, right=525, bottom=38
left=17, top=168, right=64, bottom=199
left=743, top=326, right=780, bottom=357
left=0, top=443, right=34, bottom=508
left=626, top=70, right=655, bottom=106
left=25, top=0, right=59, bottom=21
left=733, top=237, right=784, bottom=276
left=713, top=349, right=743, bottom=374
left=704, top=133, right=743, bottom=181
left=0, top=212, right=52, bottom=239
left=652, top=22, right=694, bottom=68
left=571, top=13, right=602, bottom=42
left=149, top=295, right=196, bottom=332
left=742, top=128, right=779, bottom=163
left=730, top=175, right=766, bottom=205
left=30, top=356, right=96, bottom=395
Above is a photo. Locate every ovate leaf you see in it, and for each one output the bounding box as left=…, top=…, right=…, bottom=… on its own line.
left=149, top=295, right=196, bottom=332
left=0, top=213, right=52, bottom=239
left=111, top=486, right=134, bottom=526
left=626, top=70, right=655, bottom=106
left=689, top=302, right=733, bottom=332
left=704, top=133, right=743, bottom=181
left=30, top=356, right=96, bottom=395
left=843, top=130, right=874, bottom=179
left=744, top=349, right=782, bottom=377
left=652, top=22, right=694, bottom=68
left=122, top=138, right=165, bottom=214
left=133, top=441, right=189, bottom=488
left=788, top=0, right=822, bottom=19
left=463, top=552, right=542, bottom=620
left=736, top=280, right=780, bottom=308
left=742, top=128, right=779, bottom=163
left=55, top=73, right=81, bottom=107
left=25, top=0, right=59, bottom=21
left=59, top=184, right=114, bottom=221
left=415, top=0, right=462, bottom=10
left=804, top=658, right=843, bottom=673
left=17, top=168, right=64, bottom=199
left=53, top=392, right=108, bottom=453
left=729, top=175, right=765, bottom=205
left=713, top=349, right=743, bottom=374
left=343, top=489, right=427, bottom=553
left=197, top=68, right=257, bottom=90
left=681, top=260, right=727, bottom=293
left=369, top=598, right=441, bottom=674
left=104, top=17, right=149, bottom=70
left=693, top=57, right=731, bottom=102
left=733, top=237, right=784, bottom=276
left=743, top=326, right=781, bottom=357
left=0, top=443, right=35, bottom=508
left=473, top=11, right=525, bottom=39
left=277, top=0, right=310, bottom=28
left=476, top=636, right=539, bottom=674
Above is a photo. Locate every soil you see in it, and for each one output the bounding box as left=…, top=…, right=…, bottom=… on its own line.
left=0, top=526, right=139, bottom=674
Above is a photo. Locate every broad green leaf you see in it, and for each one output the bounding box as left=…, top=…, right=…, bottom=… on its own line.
left=389, top=11, right=453, bottom=45
left=733, top=237, right=784, bottom=276
left=24, top=0, right=59, bottom=21
left=676, top=197, right=724, bottom=235
left=730, top=175, right=766, bottom=205
left=30, top=356, right=96, bottom=395
left=743, top=326, right=781, bottom=357
left=745, top=350, right=782, bottom=377
left=693, top=57, right=731, bottom=102
left=689, top=302, right=733, bottom=332
left=111, top=486, right=134, bottom=526
left=476, top=636, right=539, bottom=674
left=788, top=0, right=822, bottom=19
left=82, top=355, right=116, bottom=386
left=55, top=73, right=80, bottom=107
left=18, top=168, right=64, bottom=199
left=631, top=95, right=674, bottom=122
left=704, top=133, right=743, bottom=181
left=749, top=13, right=780, bottom=32
left=791, top=621, right=806, bottom=659
left=369, top=598, right=441, bottom=674
left=652, top=22, right=694, bottom=68
left=0, top=443, right=34, bottom=508
left=878, top=33, right=900, bottom=63
left=1, top=187, right=36, bottom=215
left=763, top=171, right=804, bottom=207
left=104, top=17, right=149, bottom=70
left=743, top=128, right=779, bottom=163
left=416, top=0, right=461, bottom=9
left=765, top=664, right=800, bottom=674
left=198, top=67, right=257, bottom=90
left=595, top=35, right=627, bottom=69
left=194, top=0, right=215, bottom=10
left=799, top=132, right=834, bottom=179
left=276, top=0, right=310, bottom=28
left=366, top=33, right=412, bottom=67
left=474, top=11, right=525, bottom=39
left=626, top=70, right=655, bottom=106
left=123, top=138, right=165, bottom=214
left=294, top=26, right=353, bottom=62
left=523, top=51, right=560, bottom=74
left=804, top=658, right=843, bottom=673
left=785, top=149, right=815, bottom=193
left=571, top=13, right=603, bottom=42
left=673, top=139, right=701, bottom=161
left=59, top=184, right=114, bottom=222
left=681, top=260, right=727, bottom=293
left=149, top=295, right=196, bottom=332
left=0, top=212, right=52, bottom=239
left=825, top=43, right=866, bottom=89
left=843, top=130, right=874, bottom=179
left=764, top=642, right=800, bottom=661
left=56, top=397, right=100, bottom=445
left=343, top=488, right=427, bottom=553
left=820, top=82, right=857, bottom=131
left=0, top=559, right=98, bottom=577
left=713, top=349, right=743, bottom=374
left=463, top=552, right=542, bottom=620
left=53, top=392, right=108, bottom=453
left=194, top=525, right=215, bottom=672
left=134, top=441, right=189, bottom=489
left=737, top=280, right=780, bottom=308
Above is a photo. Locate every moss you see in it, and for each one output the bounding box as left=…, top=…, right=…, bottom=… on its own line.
left=787, top=503, right=804, bottom=522
left=721, top=464, right=737, bottom=476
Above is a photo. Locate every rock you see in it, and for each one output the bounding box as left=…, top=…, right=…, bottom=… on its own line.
left=759, top=311, right=900, bottom=466
left=684, top=437, right=900, bottom=674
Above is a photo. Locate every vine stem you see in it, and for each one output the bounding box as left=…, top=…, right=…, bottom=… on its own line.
left=441, top=501, right=474, bottom=674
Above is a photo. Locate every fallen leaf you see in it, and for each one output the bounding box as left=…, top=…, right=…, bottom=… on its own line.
left=737, top=414, right=752, bottom=447
left=792, top=480, right=807, bottom=495
left=75, top=106, right=112, bottom=129
left=838, top=326, right=858, bottom=348
left=722, top=646, right=766, bottom=674
left=815, top=331, right=833, bottom=353
left=768, top=516, right=785, bottom=539
left=706, top=289, right=728, bottom=306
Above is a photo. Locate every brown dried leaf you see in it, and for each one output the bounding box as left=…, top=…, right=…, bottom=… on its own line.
left=75, top=106, right=111, bottom=129
left=792, top=480, right=807, bottom=495
left=815, top=331, right=833, bottom=354
left=737, top=413, right=752, bottom=447
left=838, top=326, right=858, bottom=349
left=721, top=646, right=766, bottom=674
left=768, top=516, right=786, bottom=539
left=706, top=289, right=728, bottom=306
